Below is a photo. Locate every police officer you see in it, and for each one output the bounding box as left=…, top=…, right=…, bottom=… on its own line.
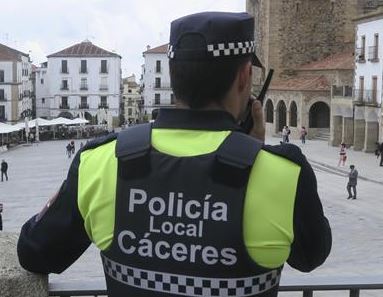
left=18, top=12, right=331, bottom=297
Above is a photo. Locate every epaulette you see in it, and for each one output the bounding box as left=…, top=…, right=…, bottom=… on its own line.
left=80, top=133, right=118, bottom=153
left=262, top=143, right=306, bottom=166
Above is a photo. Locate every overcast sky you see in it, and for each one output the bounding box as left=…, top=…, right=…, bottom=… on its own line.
left=0, top=0, right=246, bottom=78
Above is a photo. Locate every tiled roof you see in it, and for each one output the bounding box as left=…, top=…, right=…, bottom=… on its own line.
left=143, top=44, right=168, bottom=54
left=0, top=43, right=29, bottom=61
left=270, top=75, right=330, bottom=91
left=47, top=40, right=121, bottom=58
left=297, top=51, right=354, bottom=71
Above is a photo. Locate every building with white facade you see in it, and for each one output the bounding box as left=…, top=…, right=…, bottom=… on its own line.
left=142, top=44, right=174, bottom=118
left=0, top=43, right=32, bottom=123
left=122, top=74, right=141, bottom=123
left=353, top=10, right=383, bottom=149
left=35, top=40, right=121, bottom=126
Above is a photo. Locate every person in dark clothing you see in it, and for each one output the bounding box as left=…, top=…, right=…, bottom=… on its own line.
left=347, top=165, right=358, bottom=199
left=1, top=160, right=8, bottom=182
left=0, top=203, right=3, bottom=231
left=17, top=12, right=331, bottom=297
left=377, top=142, right=383, bottom=167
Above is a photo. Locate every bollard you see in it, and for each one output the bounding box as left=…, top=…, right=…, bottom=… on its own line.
left=0, top=232, right=48, bottom=297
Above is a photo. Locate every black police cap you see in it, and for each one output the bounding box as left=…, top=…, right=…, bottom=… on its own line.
left=168, top=11, right=263, bottom=68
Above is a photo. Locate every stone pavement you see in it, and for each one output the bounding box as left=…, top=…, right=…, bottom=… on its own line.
left=0, top=138, right=382, bottom=296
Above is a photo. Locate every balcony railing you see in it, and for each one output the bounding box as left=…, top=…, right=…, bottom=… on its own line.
left=99, top=84, right=108, bottom=91
left=61, top=69, right=69, bottom=74
left=49, top=276, right=383, bottom=297
left=154, top=83, right=172, bottom=90
left=368, top=46, right=379, bottom=62
left=78, top=103, right=89, bottom=109
left=332, top=85, right=353, bottom=98
left=100, top=67, right=108, bottom=74
left=59, top=104, right=69, bottom=110
left=355, top=47, right=366, bottom=63
left=353, top=89, right=380, bottom=106
left=98, top=103, right=109, bottom=109
left=60, top=86, right=69, bottom=91
left=79, top=68, right=88, bottom=74
left=80, top=84, right=88, bottom=91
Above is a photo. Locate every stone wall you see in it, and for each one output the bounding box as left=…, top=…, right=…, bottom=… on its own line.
left=247, top=0, right=362, bottom=79
left=0, top=232, right=48, bottom=297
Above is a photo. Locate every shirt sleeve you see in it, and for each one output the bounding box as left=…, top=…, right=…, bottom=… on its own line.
left=17, top=150, right=91, bottom=274
left=264, top=144, right=332, bottom=272
left=286, top=149, right=332, bottom=272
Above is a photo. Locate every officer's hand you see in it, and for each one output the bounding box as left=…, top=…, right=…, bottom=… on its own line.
left=249, top=99, right=265, bottom=142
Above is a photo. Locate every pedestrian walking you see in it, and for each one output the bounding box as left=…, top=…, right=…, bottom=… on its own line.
left=300, top=126, right=307, bottom=144
left=285, top=126, right=291, bottom=143
left=347, top=165, right=358, bottom=199
left=70, top=140, right=75, bottom=155
left=66, top=143, right=72, bottom=158
left=18, top=11, right=331, bottom=297
left=282, top=126, right=288, bottom=143
left=338, top=143, right=347, bottom=166
left=0, top=203, right=3, bottom=231
left=376, top=142, right=383, bottom=167
left=1, top=159, right=8, bottom=182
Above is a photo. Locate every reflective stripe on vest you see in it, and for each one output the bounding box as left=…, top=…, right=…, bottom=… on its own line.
left=78, top=129, right=300, bottom=269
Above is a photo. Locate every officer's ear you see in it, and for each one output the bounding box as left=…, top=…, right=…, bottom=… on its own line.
left=237, top=60, right=252, bottom=93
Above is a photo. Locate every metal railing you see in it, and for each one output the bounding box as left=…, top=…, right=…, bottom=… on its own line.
left=99, top=84, right=108, bottom=91
left=353, top=89, right=380, bottom=106
left=368, top=46, right=379, bottom=62
left=49, top=276, right=383, bottom=297
left=355, top=47, right=366, bottom=63
left=78, top=103, right=89, bottom=109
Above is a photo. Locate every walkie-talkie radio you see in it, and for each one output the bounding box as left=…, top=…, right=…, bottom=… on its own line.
left=240, top=69, right=274, bottom=134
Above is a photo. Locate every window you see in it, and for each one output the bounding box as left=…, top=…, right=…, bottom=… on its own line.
left=155, top=93, right=160, bottom=105
left=128, top=98, right=132, bottom=106
left=128, top=89, right=132, bottom=93
left=358, top=76, right=364, bottom=101
left=374, top=33, right=379, bottom=60
left=361, top=36, right=366, bottom=56
left=61, top=60, right=68, bottom=73
left=0, top=70, right=4, bottom=83
left=128, top=108, right=132, bottom=116
left=100, top=77, right=108, bottom=90
left=0, top=106, right=5, bottom=120
left=0, top=89, right=4, bottom=100
left=41, top=98, right=45, bottom=104
left=372, top=76, right=377, bottom=103
left=156, top=60, right=161, bottom=73
left=171, top=93, right=175, bottom=104
left=101, top=60, right=107, bottom=73
left=101, top=96, right=107, bottom=105
left=41, top=78, right=44, bottom=84
left=80, top=60, right=87, bottom=73
left=155, top=77, right=161, bottom=88
left=61, top=96, right=68, bottom=109
left=80, top=78, right=88, bottom=90
left=61, top=80, right=68, bottom=90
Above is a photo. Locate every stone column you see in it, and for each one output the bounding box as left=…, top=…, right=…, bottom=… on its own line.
left=0, top=233, right=48, bottom=297
left=331, top=115, right=343, bottom=146
left=342, top=117, right=354, bottom=146
left=353, top=119, right=365, bottom=151
left=364, top=121, right=379, bottom=153
left=273, top=108, right=279, bottom=134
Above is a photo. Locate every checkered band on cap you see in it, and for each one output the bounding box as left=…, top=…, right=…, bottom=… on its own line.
left=102, top=254, right=280, bottom=297
left=167, top=41, right=255, bottom=59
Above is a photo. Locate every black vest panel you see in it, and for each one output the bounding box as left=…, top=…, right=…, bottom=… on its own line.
left=102, top=124, right=282, bottom=297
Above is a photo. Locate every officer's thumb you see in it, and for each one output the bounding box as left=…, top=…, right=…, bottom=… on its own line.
left=249, top=99, right=265, bottom=142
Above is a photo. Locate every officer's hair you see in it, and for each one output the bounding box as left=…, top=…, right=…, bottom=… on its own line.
left=169, top=56, right=251, bottom=109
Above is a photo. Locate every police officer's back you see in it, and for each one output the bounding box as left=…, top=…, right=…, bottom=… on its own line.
left=18, top=12, right=331, bottom=297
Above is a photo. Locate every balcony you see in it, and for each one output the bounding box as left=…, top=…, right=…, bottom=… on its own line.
left=60, top=69, right=69, bottom=74
left=100, top=67, right=108, bottom=74
left=60, top=86, right=69, bottom=91
left=80, top=84, right=88, bottom=91
left=59, top=104, right=69, bottom=110
left=153, top=83, right=172, bottom=90
left=79, top=103, right=89, bottom=109
left=99, top=84, right=108, bottom=91
left=332, top=85, right=353, bottom=98
left=368, top=46, right=379, bottom=62
left=355, top=48, right=366, bottom=63
left=79, top=68, right=88, bottom=74
left=353, top=89, right=380, bottom=107
left=98, top=103, right=109, bottom=109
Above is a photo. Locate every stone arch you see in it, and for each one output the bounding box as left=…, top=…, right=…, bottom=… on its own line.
left=276, top=100, right=287, bottom=132
left=57, top=111, right=73, bottom=119
left=289, top=101, right=298, bottom=127
left=265, top=99, right=274, bottom=123
left=309, top=101, right=330, bottom=128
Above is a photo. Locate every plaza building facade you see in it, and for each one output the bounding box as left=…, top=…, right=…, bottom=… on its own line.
left=247, top=0, right=383, bottom=144
left=141, top=44, right=175, bottom=119
left=122, top=74, right=141, bottom=123
left=35, top=40, right=121, bottom=126
left=0, top=43, right=33, bottom=123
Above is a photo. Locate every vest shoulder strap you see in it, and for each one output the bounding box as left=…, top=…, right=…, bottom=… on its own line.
left=115, top=123, right=152, bottom=161
left=216, top=132, right=263, bottom=169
